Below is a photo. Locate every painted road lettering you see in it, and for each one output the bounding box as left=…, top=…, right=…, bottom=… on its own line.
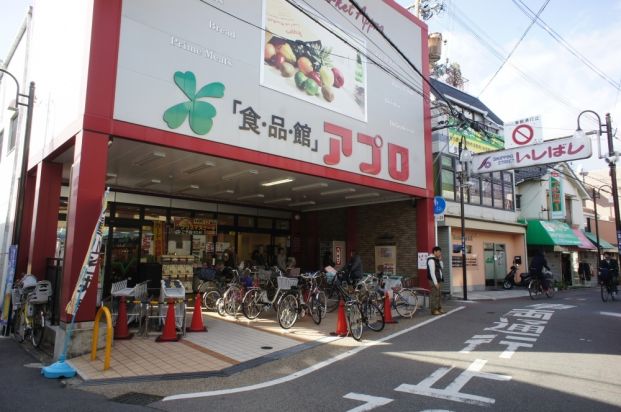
left=343, top=393, right=393, bottom=412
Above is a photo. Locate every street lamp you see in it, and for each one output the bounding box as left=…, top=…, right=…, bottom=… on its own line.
left=0, top=68, right=35, bottom=271
left=457, top=140, right=472, bottom=300
left=575, top=111, right=620, bottom=265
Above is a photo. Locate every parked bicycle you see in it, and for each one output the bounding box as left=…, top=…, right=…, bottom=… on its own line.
left=12, top=274, right=52, bottom=348
left=215, top=269, right=247, bottom=317
left=600, top=275, right=617, bottom=302
left=276, top=271, right=327, bottom=329
left=241, top=267, right=290, bottom=320
left=528, top=269, right=555, bottom=300
left=362, top=273, right=419, bottom=318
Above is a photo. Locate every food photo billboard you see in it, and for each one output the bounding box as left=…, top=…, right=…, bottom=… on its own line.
left=113, top=0, right=429, bottom=193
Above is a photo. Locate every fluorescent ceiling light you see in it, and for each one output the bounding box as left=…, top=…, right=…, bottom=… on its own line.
left=222, top=169, right=259, bottom=181
left=264, top=197, right=292, bottom=204
left=261, top=177, right=295, bottom=187
left=134, top=151, right=166, bottom=166
left=136, top=178, right=161, bottom=188
left=289, top=200, right=316, bottom=207
left=176, top=184, right=199, bottom=193
left=291, top=182, right=328, bottom=192
left=237, top=193, right=265, bottom=200
left=321, top=188, right=356, bottom=196
left=211, top=189, right=235, bottom=196
left=345, top=192, right=380, bottom=200
left=183, top=161, right=215, bottom=174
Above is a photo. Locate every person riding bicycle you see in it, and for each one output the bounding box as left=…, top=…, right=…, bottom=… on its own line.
left=345, top=249, right=363, bottom=286
left=599, top=252, right=619, bottom=294
left=529, top=250, right=551, bottom=291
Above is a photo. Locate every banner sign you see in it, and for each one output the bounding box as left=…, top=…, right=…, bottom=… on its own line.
left=549, top=171, right=564, bottom=219
left=448, top=124, right=504, bottom=155
left=471, top=136, right=592, bottom=174
left=172, top=217, right=217, bottom=235
left=65, top=190, right=109, bottom=315
left=0, top=245, right=18, bottom=326
left=503, top=115, right=543, bottom=149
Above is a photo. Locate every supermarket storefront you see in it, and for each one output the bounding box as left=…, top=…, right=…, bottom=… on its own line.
left=14, top=0, right=434, bottom=343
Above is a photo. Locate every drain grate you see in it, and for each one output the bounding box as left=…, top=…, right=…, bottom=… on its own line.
left=111, top=392, right=163, bottom=406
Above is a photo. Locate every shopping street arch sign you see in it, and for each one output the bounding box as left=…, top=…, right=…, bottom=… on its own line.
left=470, top=136, right=592, bottom=174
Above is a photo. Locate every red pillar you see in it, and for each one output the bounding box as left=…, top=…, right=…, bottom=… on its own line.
left=28, top=161, right=62, bottom=280
left=16, top=171, right=37, bottom=276
left=60, top=131, right=108, bottom=323
left=417, top=197, right=434, bottom=288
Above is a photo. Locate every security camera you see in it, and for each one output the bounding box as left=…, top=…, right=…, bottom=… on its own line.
left=605, top=152, right=620, bottom=164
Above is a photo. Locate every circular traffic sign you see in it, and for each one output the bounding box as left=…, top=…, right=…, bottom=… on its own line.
left=433, top=196, right=446, bottom=215
left=512, top=124, right=534, bottom=146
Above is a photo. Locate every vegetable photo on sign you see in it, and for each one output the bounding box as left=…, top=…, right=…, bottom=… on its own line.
left=262, top=0, right=367, bottom=121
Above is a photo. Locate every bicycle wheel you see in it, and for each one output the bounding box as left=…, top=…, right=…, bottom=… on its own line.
left=363, top=301, right=385, bottom=332
left=224, top=286, right=242, bottom=316
left=31, top=309, right=46, bottom=347
left=325, top=284, right=340, bottom=313
left=601, top=283, right=610, bottom=302
left=12, top=308, right=25, bottom=343
left=202, top=290, right=221, bottom=311
left=277, top=293, right=298, bottom=329
left=310, top=291, right=327, bottom=325
left=346, top=302, right=363, bottom=341
left=394, top=289, right=418, bottom=318
left=242, top=289, right=263, bottom=320
left=545, top=285, right=555, bottom=298
left=216, top=298, right=226, bottom=316
left=528, top=280, right=541, bottom=300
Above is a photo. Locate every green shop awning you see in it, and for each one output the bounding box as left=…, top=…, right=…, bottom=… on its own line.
left=583, top=231, right=615, bottom=250
left=526, top=220, right=581, bottom=246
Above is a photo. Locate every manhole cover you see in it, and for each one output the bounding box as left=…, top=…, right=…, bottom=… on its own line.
left=111, top=392, right=163, bottom=406
left=261, top=346, right=273, bottom=350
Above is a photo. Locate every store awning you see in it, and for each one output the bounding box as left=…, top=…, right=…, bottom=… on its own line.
left=572, top=228, right=597, bottom=250
left=583, top=231, right=616, bottom=251
left=526, top=220, right=581, bottom=246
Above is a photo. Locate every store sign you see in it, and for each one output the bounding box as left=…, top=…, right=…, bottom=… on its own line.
left=471, top=136, right=592, bottom=174
left=448, top=125, right=504, bottom=155
left=113, top=0, right=427, bottom=191
left=549, top=171, right=564, bottom=219
left=503, top=115, right=543, bottom=149
left=172, top=218, right=218, bottom=235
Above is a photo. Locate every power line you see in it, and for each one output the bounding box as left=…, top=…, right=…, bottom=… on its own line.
left=478, top=0, right=550, bottom=97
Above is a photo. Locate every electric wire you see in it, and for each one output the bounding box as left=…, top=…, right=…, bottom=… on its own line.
left=478, top=0, right=550, bottom=97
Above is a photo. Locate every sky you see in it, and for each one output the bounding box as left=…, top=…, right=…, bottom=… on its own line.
left=2, top=0, right=620, bottom=173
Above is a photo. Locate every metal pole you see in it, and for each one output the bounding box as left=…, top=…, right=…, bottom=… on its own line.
left=460, top=177, right=467, bottom=300
left=605, top=113, right=621, bottom=264
left=12, top=81, right=35, bottom=254
left=593, top=188, right=601, bottom=278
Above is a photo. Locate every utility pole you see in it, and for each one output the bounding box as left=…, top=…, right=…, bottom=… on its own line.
left=605, top=113, right=621, bottom=263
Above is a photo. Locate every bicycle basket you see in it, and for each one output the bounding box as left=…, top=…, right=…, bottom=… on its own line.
left=28, top=280, right=53, bottom=304
left=277, top=277, right=298, bottom=290
left=384, top=276, right=403, bottom=290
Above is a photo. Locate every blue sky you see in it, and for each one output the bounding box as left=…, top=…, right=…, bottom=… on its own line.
left=2, top=0, right=620, bottom=171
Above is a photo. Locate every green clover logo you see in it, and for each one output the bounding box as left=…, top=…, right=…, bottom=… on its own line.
left=163, top=71, right=225, bottom=135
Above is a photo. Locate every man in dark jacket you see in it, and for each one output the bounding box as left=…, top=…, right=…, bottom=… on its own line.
left=529, top=250, right=551, bottom=290
left=427, top=246, right=444, bottom=315
left=600, top=252, right=619, bottom=293
left=346, top=249, right=363, bottom=285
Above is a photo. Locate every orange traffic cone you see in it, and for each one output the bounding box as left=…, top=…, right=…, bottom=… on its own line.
left=330, top=299, right=348, bottom=337
left=187, top=293, right=207, bottom=332
left=384, top=291, right=398, bottom=324
left=156, top=299, right=180, bottom=342
left=114, top=297, right=133, bottom=340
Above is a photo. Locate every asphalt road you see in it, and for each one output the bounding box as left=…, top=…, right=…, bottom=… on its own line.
left=2, top=288, right=620, bottom=411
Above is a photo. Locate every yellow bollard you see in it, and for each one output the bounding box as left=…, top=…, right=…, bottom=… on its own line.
left=91, top=306, right=113, bottom=370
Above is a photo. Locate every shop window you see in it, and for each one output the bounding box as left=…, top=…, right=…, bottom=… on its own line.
left=515, top=194, right=522, bottom=210
left=492, top=172, right=503, bottom=208
left=503, top=172, right=514, bottom=210
left=275, top=219, right=290, bottom=230
left=194, top=212, right=215, bottom=219
left=218, top=214, right=235, bottom=226
left=257, top=217, right=273, bottom=229
left=8, top=114, right=17, bottom=152
left=144, top=207, right=167, bottom=222
left=171, top=209, right=192, bottom=219
left=238, top=215, right=255, bottom=228
left=441, top=156, right=453, bottom=168
left=468, top=175, right=481, bottom=205
left=481, top=174, right=493, bottom=206
left=441, top=169, right=455, bottom=201
left=115, top=204, right=141, bottom=220
left=169, top=210, right=193, bottom=256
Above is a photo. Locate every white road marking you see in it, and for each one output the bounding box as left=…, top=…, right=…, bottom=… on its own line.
left=163, top=306, right=466, bottom=401
left=600, top=311, right=621, bottom=318
left=343, top=393, right=393, bottom=411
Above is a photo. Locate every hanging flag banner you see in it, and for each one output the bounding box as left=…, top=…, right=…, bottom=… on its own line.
left=471, top=136, right=592, bottom=174
left=549, top=171, right=564, bottom=219
left=503, top=115, right=543, bottom=149
left=65, top=189, right=109, bottom=315
left=0, top=245, right=18, bottom=327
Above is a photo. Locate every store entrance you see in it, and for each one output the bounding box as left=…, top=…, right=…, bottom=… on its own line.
left=484, top=243, right=506, bottom=288
left=105, top=223, right=141, bottom=297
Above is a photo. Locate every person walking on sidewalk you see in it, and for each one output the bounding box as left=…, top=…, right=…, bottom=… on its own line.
left=427, top=246, right=445, bottom=315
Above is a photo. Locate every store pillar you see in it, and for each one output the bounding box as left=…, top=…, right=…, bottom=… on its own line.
left=417, top=197, right=434, bottom=288
left=60, top=131, right=108, bottom=323
left=16, top=172, right=37, bottom=276
left=28, top=161, right=62, bottom=280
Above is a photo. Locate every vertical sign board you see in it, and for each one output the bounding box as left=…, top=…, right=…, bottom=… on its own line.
left=0, top=245, right=18, bottom=327
left=549, top=171, right=564, bottom=219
